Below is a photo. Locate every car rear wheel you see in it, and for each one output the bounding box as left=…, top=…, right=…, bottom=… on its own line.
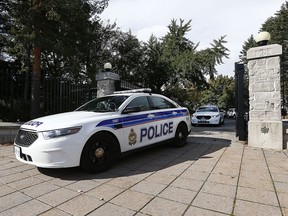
left=172, top=123, right=188, bottom=148
left=80, top=132, right=120, bottom=173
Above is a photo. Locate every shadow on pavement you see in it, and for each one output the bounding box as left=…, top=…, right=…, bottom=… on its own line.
left=37, top=136, right=231, bottom=180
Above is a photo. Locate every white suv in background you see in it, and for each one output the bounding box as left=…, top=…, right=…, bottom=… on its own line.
left=191, top=105, right=224, bottom=126
left=227, top=108, right=237, bottom=119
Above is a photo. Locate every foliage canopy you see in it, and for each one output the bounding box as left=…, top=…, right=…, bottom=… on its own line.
left=1, top=1, right=231, bottom=119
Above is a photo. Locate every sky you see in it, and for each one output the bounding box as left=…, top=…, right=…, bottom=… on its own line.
left=100, top=0, right=285, bottom=77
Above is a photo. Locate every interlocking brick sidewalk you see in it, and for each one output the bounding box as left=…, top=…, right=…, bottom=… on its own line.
left=0, top=132, right=288, bottom=216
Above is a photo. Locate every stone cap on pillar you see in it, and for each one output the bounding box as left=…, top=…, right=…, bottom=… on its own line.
left=247, top=44, right=282, bottom=60
left=95, top=72, right=120, bottom=81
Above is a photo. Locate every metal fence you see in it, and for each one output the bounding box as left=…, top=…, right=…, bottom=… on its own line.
left=0, top=61, right=140, bottom=122
left=0, top=61, right=29, bottom=121
left=41, top=78, right=97, bottom=116
left=0, top=61, right=97, bottom=121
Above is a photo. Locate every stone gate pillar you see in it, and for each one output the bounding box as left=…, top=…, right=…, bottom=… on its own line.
left=95, top=63, right=120, bottom=98
left=96, top=72, right=120, bottom=98
left=247, top=44, right=283, bottom=150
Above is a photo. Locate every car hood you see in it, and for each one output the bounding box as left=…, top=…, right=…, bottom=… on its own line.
left=20, top=111, right=118, bottom=131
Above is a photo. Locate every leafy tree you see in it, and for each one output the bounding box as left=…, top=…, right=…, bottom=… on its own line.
left=140, top=19, right=229, bottom=108
left=84, top=21, right=118, bottom=81
left=4, top=0, right=109, bottom=118
left=198, top=36, right=230, bottom=80
left=199, top=75, right=235, bottom=110
left=261, top=2, right=288, bottom=44
left=163, top=19, right=229, bottom=88
left=109, top=30, right=144, bottom=84
left=0, top=1, right=14, bottom=58
left=141, top=35, right=171, bottom=93
left=161, top=19, right=200, bottom=87
left=2, top=3, right=230, bottom=119
left=240, top=2, right=288, bottom=109
left=239, top=35, right=257, bottom=64
left=261, top=2, right=288, bottom=107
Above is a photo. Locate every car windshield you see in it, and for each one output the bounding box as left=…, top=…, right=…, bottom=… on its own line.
left=197, top=107, right=218, bottom=112
left=76, top=95, right=129, bottom=112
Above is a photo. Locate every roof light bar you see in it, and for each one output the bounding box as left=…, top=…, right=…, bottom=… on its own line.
left=114, top=88, right=152, bottom=94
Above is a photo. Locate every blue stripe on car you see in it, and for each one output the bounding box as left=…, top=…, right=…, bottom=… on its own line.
left=96, top=109, right=188, bottom=129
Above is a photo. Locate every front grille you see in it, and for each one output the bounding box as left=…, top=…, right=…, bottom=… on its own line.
left=15, top=130, right=38, bottom=147
left=196, top=115, right=211, bottom=120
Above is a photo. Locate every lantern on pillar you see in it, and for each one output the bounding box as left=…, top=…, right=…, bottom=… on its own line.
left=104, top=62, right=112, bottom=72
left=255, top=31, right=271, bottom=46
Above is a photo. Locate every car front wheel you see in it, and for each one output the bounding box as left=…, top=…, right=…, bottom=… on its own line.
left=80, top=132, right=120, bottom=173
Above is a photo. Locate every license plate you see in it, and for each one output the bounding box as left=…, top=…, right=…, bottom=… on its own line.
left=199, top=121, right=208, bottom=124
left=14, top=146, right=21, bottom=158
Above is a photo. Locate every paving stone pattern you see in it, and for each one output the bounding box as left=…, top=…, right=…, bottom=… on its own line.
left=0, top=133, right=288, bottom=216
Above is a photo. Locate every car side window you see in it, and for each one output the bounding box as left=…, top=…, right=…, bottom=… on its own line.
left=126, top=96, right=150, bottom=111
left=150, top=96, right=176, bottom=109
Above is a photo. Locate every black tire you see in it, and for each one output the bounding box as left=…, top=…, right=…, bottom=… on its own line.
left=172, top=123, right=188, bottom=148
left=80, top=132, right=120, bottom=173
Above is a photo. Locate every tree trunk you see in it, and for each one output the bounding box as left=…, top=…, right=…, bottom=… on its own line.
left=30, top=0, right=41, bottom=119
left=30, top=46, right=41, bottom=119
left=24, top=46, right=31, bottom=102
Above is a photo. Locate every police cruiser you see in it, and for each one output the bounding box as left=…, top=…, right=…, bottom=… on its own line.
left=14, top=89, right=192, bottom=173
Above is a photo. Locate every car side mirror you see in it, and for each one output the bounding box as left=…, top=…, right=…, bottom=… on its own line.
left=122, top=106, right=141, bottom=114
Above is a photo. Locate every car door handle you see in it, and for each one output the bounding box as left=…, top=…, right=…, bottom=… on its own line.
left=147, top=114, right=155, bottom=119
left=172, top=111, right=177, bottom=115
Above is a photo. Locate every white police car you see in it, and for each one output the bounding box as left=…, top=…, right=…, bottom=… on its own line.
left=191, top=105, right=224, bottom=126
left=14, top=89, right=192, bottom=173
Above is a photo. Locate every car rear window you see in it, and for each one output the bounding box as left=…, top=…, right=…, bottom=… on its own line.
left=150, top=96, right=177, bottom=109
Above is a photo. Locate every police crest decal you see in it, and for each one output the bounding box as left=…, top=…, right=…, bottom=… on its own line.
left=128, top=129, right=137, bottom=145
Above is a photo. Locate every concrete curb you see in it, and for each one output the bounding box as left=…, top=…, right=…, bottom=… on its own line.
left=0, top=122, right=22, bottom=144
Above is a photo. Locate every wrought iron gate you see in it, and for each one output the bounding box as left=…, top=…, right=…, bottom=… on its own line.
left=235, top=63, right=248, bottom=141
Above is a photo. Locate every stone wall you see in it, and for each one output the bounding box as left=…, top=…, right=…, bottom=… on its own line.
left=248, top=45, right=282, bottom=121
left=247, top=44, right=283, bottom=150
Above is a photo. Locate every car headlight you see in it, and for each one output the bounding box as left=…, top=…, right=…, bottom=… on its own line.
left=42, top=126, right=82, bottom=139
left=212, top=114, right=220, bottom=118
